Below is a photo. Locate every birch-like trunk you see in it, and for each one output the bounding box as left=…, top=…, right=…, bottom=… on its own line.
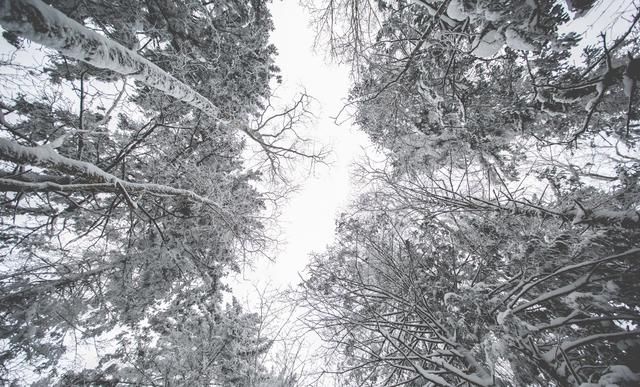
left=0, top=0, right=221, bottom=120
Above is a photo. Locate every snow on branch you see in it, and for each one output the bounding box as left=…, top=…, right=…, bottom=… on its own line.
left=510, top=273, right=592, bottom=314
left=0, top=0, right=222, bottom=121
left=542, top=330, right=640, bottom=363
left=0, top=138, right=226, bottom=212
left=0, top=0, right=322, bottom=166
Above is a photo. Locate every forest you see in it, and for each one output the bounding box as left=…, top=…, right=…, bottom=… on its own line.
left=0, top=0, right=639, bottom=386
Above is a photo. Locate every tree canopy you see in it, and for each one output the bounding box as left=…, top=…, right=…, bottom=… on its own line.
left=0, top=0, right=308, bottom=384
left=1, top=0, right=640, bottom=386
left=298, top=0, right=640, bottom=386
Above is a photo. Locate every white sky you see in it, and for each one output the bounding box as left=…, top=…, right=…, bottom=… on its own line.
left=230, top=1, right=372, bottom=293
left=225, top=4, right=375, bottom=381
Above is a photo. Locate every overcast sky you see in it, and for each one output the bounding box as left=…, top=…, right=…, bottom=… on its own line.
left=230, top=0, right=372, bottom=294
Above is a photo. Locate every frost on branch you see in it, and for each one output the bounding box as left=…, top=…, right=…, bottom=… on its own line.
left=0, top=0, right=221, bottom=120
left=0, top=0, right=321, bottom=166
left=0, top=0, right=290, bottom=382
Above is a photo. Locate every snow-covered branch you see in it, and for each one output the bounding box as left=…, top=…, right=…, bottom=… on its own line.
left=0, top=138, right=225, bottom=211
left=0, top=0, right=322, bottom=164
left=511, top=273, right=592, bottom=314
left=0, top=0, right=222, bottom=122
left=542, top=330, right=640, bottom=363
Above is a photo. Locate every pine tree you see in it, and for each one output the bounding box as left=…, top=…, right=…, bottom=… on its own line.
left=0, top=0, right=308, bottom=383
left=300, top=1, right=640, bottom=385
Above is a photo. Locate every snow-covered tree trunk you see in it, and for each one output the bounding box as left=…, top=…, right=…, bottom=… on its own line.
left=0, top=0, right=221, bottom=121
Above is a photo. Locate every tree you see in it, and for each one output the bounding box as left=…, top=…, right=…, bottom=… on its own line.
left=300, top=214, right=494, bottom=386
left=301, top=204, right=640, bottom=385
left=307, top=0, right=639, bottom=172
left=52, top=294, right=276, bottom=386
left=0, top=0, right=313, bottom=382
left=298, top=1, right=640, bottom=385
